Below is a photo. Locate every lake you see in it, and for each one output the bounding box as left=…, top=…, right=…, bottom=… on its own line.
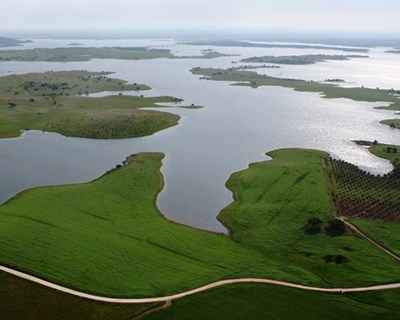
left=0, top=39, right=399, bottom=232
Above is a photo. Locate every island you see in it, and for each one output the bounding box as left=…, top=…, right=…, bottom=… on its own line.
left=0, top=70, right=191, bottom=139
left=183, top=40, right=370, bottom=53
left=0, top=36, right=32, bottom=47
left=240, top=54, right=368, bottom=65
left=0, top=47, right=235, bottom=62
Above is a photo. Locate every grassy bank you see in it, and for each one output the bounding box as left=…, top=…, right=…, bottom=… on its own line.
left=0, top=271, right=151, bottom=320
left=0, top=71, right=181, bottom=138
left=147, top=283, right=400, bottom=320
left=0, top=150, right=399, bottom=298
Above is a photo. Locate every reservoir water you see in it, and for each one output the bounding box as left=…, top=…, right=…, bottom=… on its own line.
left=1, top=39, right=399, bottom=232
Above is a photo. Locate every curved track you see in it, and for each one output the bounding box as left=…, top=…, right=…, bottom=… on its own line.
left=1, top=265, right=400, bottom=304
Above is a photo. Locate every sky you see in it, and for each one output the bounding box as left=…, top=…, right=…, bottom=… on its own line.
left=1, top=0, right=400, bottom=34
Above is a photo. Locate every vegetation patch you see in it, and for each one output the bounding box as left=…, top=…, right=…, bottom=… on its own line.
left=0, top=70, right=182, bottom=138
left=323, top=254, right=349, bottom=264
left=303, top=218, right=346, bottom=236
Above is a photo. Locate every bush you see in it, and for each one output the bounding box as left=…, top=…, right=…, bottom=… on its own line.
left=304, top=217, right=322, bottom=235
left=326, top=219, right=345, bottom=236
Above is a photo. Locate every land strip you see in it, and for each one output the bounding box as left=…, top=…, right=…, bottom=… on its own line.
left=183, top=40, right=369, bottom=53
left=0, top=47, right=233, bottom=62
left=241, top=54, right=368, bottom=65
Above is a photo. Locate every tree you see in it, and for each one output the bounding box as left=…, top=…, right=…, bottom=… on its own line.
left=326, top=219, right=346, bottom=236
left=304, top=217, right=322, bottom=235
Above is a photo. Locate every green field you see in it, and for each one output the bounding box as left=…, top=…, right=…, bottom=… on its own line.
left=0, top=149, right=399, bottom=299
left=241, top=54, right=367, bottom=65
left=0, top=271, right=152, bottom=320
left=147, top=283, right=400, bottom=320
left=350, top=219, right=400, bottom=256
left=0, top=70, right=182, bottom=138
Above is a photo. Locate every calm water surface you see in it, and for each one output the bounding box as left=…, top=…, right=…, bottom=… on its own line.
left=1, top=40, right=400, bottom=232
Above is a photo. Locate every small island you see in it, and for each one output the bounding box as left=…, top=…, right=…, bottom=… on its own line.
left=0, top=36, right=32, bottom=47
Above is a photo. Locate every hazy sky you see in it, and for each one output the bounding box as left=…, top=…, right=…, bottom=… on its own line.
left=1, top=0, right=399, bottom=33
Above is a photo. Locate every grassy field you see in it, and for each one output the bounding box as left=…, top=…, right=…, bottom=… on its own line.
left=147, top=283, right=400, bottom=320
left=0, top=70, right=182, bottom=138
left=191, top=67, right=400, bottom=120
left=0, top=271, right=152, bottom=320
left=350, top=219, right=400, bottom=257
left=0, top=150, right=399, bottom=298
left=241, top=54, right=367, bottom=65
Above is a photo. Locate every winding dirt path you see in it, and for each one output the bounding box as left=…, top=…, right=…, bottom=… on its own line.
left=341, top=219, right=400, bottom=262
left=1, top=265, right=400, bottom=305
